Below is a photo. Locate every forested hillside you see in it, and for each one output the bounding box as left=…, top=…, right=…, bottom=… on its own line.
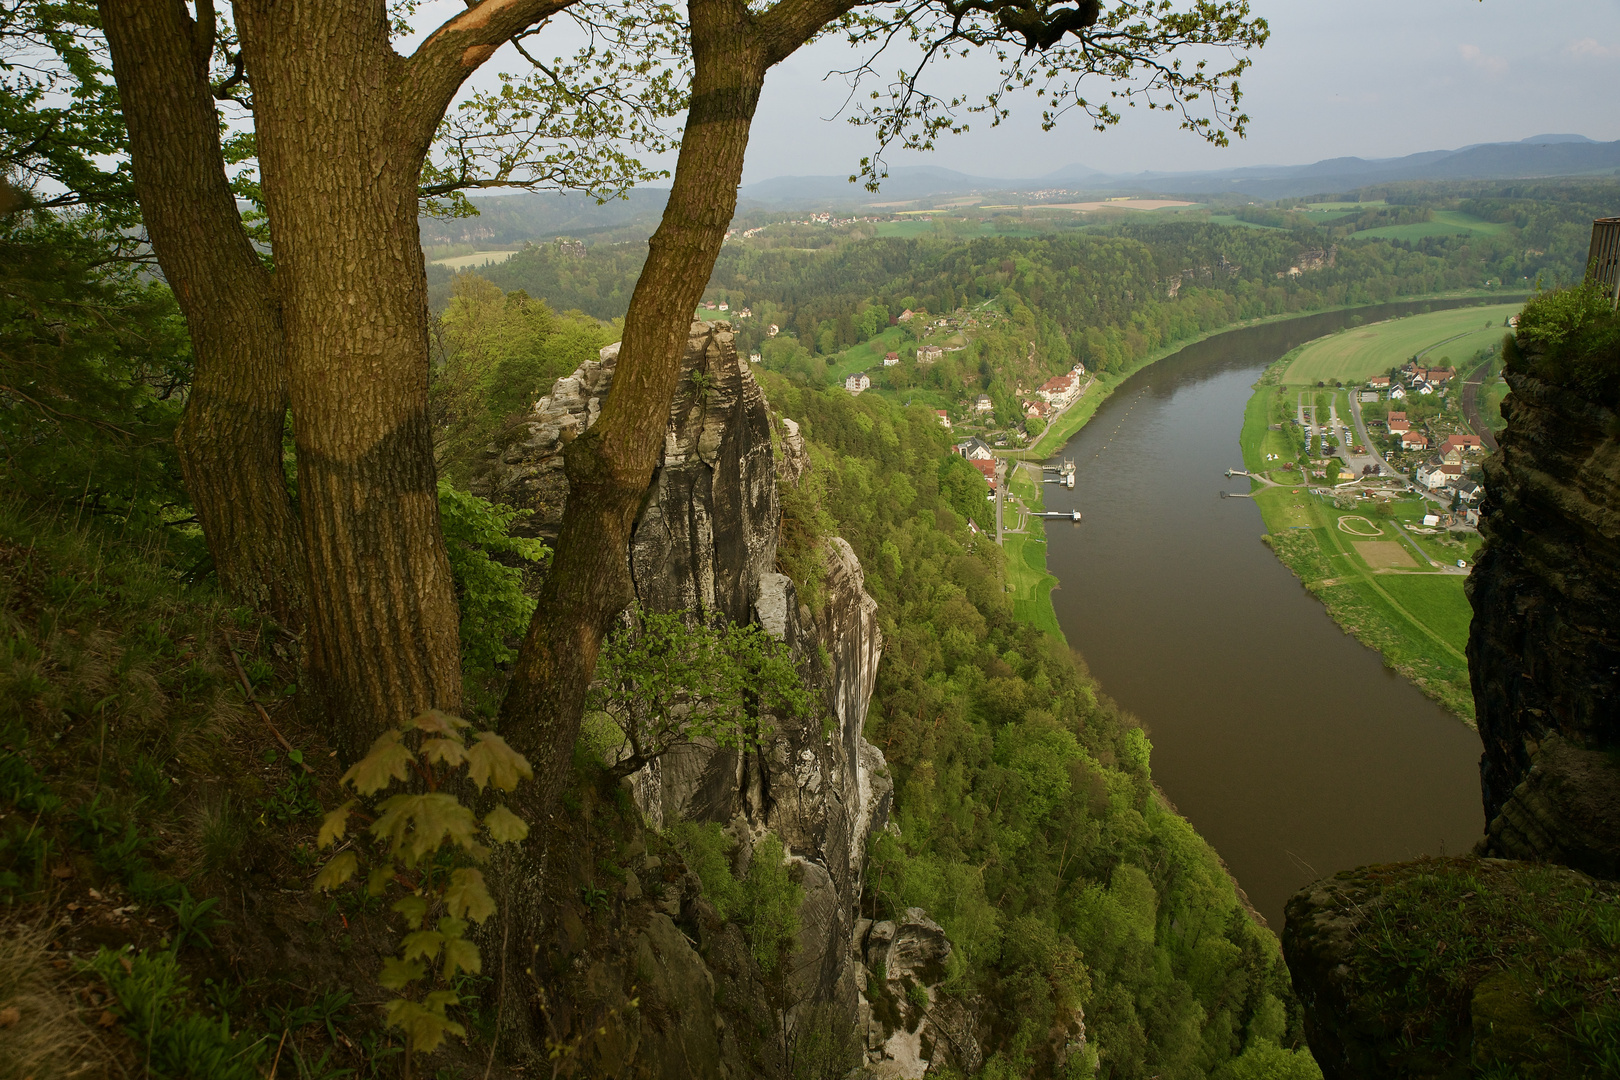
left=760, top=375, right=1319, bottom=1079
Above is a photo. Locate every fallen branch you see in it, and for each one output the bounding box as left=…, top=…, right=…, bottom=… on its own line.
left=219, top=630, right=313, bottom=774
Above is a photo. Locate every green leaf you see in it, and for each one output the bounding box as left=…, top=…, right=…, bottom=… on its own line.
left=371, top=793, right=484, bottom=865
left=466, top=731, right=533, bottom=792
left=378, top=957, right=426, bottom=990
left=383, top=997, right=465, bottom=1054
left=401, top=929, right=445, bottom=963
left=318, top=800, right=357, bottom=848
left=412, top=709, right=471, bottom=735
left=341, top=730, right=414, bottom=796
left=367, top=864, right=396, bottom=897
left=287, top=748, right=304, bottom=764
left=483, top=804, right=529, bottom=843
left=437, top=917, right=468, bottom=939
left=442, top=937, right=481, bottom=979
left=313, top=850, right=358, bottom=892
left=419, top=738, right=467, bottom=769
left=392, top=894, right=429, bottom=930
left=444, top=868, right=497, bottom=924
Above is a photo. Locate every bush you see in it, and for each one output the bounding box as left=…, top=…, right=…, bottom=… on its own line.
left=1506, top=280, right=1620, bottom=408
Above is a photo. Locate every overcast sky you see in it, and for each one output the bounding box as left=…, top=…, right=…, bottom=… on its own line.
left=736, top=1, right=1620, bottom=182
left=416, top=0, right=1620, bottom=186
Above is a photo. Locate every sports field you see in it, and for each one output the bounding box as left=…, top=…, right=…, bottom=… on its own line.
left=1280, top=303, right=1520, bottom=385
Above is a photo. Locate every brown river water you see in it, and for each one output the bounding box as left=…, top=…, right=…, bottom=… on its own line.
left=1040, top=300, right=1492, bottom=930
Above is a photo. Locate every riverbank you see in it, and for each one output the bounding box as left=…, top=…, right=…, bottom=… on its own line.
left=1002, top=463, right=1064, bottom=639
left=1011, top=289, right=1512, bottom=462
left=1232, top=304, right=1528, bottom=723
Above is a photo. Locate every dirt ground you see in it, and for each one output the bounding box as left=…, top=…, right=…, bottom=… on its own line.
left=1354, top=540, right=1416, bottom=569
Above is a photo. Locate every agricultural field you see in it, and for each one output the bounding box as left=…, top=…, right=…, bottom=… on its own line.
left=430, top=249, right=519, bottom=270
left=1355, top=209, right=1511, bottom=241
left=1280, top=303, right=1521, bottom=385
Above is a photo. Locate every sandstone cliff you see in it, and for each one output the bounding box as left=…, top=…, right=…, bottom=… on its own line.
left=480, top=322, right=902, bottom=1073
left=1466, top=368, right=1620, bottom=863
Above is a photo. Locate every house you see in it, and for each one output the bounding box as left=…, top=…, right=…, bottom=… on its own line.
left=1072, top=362, right=1087, bottom=376
left=1387, top=411, right=1408, bottom=425
left=748, top=352, right=761, bottom=365
left=883, top=352, right=901, bottom=367
left=1417, top=459, right=1448, bottom=489
left=1440, top=434, right=1484, bottom=457
left=1402, top=431, right=1429, bottom=451
left=1368, top=376, right=1391, bottom=389
left=1427, top=367, right=1455, bottom=385
left=844, top=371, right=870, bottom=394
left=767, top=324, right=779, bottom=337
left=969, top=457, right=998, bottom=490
left=917, top=345, right=944, bottom=363
left=1450, top=479, right=1483, bottom=502
left=1464, top=507, right=1482, bottom=527
left=935, top=410, right=951, bottom=429
left=703, top=301, right=717, bottom=310
left=896, top=309, right=915, bottom=323
left=1037, top=373, right=1080, bottom=409
left=737, top=308, right=752, bottom=318
left=717, top=302, right=729, bottom=312
left=973, top=394, right=994, bottom=415
left=1416, top=381, right=1434, bottom=396
left=956, top=437, right=994, bottom=461
left=1386, top=418, right=1410, bottom=434
left=1423, top=513, right=1441, bottom=526
left=1024, top=400, right=1050, bottom=420
left=1389, top=385, right=1407, bottom=400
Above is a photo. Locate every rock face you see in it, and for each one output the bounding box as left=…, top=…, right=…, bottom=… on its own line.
left=481, top=322, right=894, bottom=1041
left=1283, top=857, right=1620, bottom=1080
left=1466, top=369, right=1620, bottom=855
left=852, top=910, right=984, bottom=1078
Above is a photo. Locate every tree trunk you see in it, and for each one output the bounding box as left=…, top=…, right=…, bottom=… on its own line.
left=98, top=0, right=304, bottom=627
left=234, top=0, right=463, bottom=758
left=494, top=0, right=771, bottom=1042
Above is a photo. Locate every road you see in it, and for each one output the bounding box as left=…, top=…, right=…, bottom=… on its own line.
left=1459, top=355, right=1501, bottom=452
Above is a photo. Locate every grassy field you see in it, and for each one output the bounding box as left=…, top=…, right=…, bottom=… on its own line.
left=431, top=250, right=519, bottom=270
left=1003, top=464, right=1064, bottom=639
left=1355, top=209, right=1511, bottom=242
left=1280, top=303, right=1520, bottom=385
left=1483, top=376, right=1511, bottom=431
left=874, top=219, right=1039, bottom=239
left=1243, top=357, right=1476, bottom=720
left=1206, top=214, right=1286, bottom=231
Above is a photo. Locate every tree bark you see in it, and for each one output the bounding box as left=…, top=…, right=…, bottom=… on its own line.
left=98, top=0, right=304, bottom=627
left=230, top=0, right=574, bottom=758
left=229, top=1, right=462, bottom=757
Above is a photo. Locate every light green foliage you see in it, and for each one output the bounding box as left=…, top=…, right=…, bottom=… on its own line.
left=315, top=709, right=532, bottom=1062
left=436, top=480, right=547, bottom=711
left=1507, top=279, right=1620, bottom=408
left=587, top=606, right=814, bottom=777
left=91, top=947, right=267, bottom=1080
left=667, top=825, right=802, bottom=974
left=762, top=376, right=1312, bottom=1078
left=430, top=274, right=614, bottom=485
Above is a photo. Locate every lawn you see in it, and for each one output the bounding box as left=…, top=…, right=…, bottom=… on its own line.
left=1280, top=304, right=1521, bottom=386
left=1482, top=377, right=1511, bottom=431
left=1377, top=574, right=1474, bottom=647
left=1003, top=463, right=1064, bottom=640
left=1354, top=210, right=1511, bottom=242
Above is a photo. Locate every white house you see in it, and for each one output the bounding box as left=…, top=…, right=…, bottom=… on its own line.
left=917, top=345, right=944, bottom=363
left=767, top=324, right=780, bottom=337
left=956, top=437, right=994, bottom=461
left=935, top=410, right=951, bottom=429
left=1389, top=385, right=1407, bottom=400
left=1037, top=374, right=1080, bottom=409
left=883, top=352, right=901, bottom=367
left=973, top=394, right=994, bottom=414
left=844, top=371, right=870, bottom=394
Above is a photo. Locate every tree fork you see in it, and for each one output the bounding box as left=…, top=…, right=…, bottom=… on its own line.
left=99, top=0, right=304, bottom=627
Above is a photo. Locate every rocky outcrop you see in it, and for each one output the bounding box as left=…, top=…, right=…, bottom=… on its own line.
left=1482, top=733, right=1620, bottom=880
left=1466, top=369, right=1620, bottom=853
left=1283, top=857, right=1620, bottom=1080
left=852, top=910, right=985, bottom=1078
left=482, top=322, right=893, bottom=1043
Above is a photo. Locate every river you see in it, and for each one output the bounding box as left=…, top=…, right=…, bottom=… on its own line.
left=1040, top=301, right=1489, bottom=930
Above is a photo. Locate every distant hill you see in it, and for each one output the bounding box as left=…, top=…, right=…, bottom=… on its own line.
left=423, top=136, right=1620, bottom=242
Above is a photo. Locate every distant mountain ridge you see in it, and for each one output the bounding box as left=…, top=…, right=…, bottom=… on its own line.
left=735, top=135, right=1620, bottom=203
left=426, top=135, right=1618, bottom=244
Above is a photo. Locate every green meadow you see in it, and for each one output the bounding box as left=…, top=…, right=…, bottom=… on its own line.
left=1354, top=209, right=1511, bottom=241
left=1280, top=303, right=1521, bottom=385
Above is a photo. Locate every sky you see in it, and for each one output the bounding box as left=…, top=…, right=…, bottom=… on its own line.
left=413, top=0, right=1620, bottom=187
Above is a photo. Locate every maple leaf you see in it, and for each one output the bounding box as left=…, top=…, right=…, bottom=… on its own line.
left=367, top=864, right=396, bottom=897
left=413, top=709, right=471, bottom=735
left=465, top=731, right=533, bottom=792
left=444, top=868, right=497, bottom=924
left=383, top=996, right=466, bottom=1053
left=442, top=937, right=481, bottom=979
left=318, top=801, right=356, bottom=848
left=378, top=957, right=425, bottom=990
left=419, top=738, right=467, bottom=769
left=341, top=730, right=413, bottom=796
left=401, top=928, right=445, bottom=963
left=371, top=793, right=482, bottom=865
left=313, top=850, right=358, bottom=892
left=483, top=804, right=529, bottom=843
left=392, top=894, right=429, bottom=930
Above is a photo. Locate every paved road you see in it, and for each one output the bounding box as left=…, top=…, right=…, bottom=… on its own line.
left=1459, top=356, right=1501, bottom=452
